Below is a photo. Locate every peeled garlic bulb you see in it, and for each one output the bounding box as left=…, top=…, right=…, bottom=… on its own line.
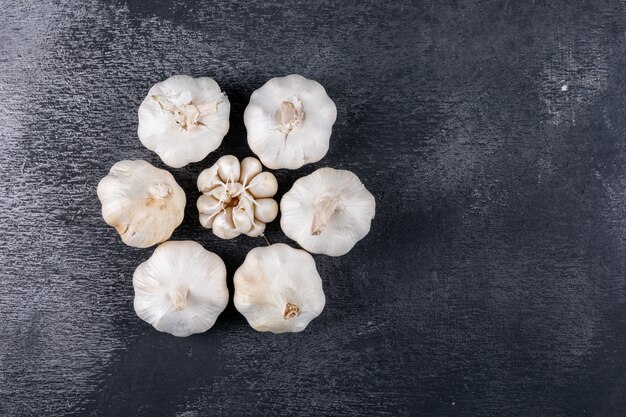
left=138, top=75, right=230, bottom=168
left=280, top=167, right=375, bottom=256
left=97, top=160, right=186, bottom=248
left=244, top=74, right=337, bottom=169
left=133, top=240, right=228, bottom=337
left=234, top=243, right=325, bottom=333
left=197, top=155, right=279, bottom=239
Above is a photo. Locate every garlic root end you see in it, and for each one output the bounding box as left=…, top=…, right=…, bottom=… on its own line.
left=283, top=303, right=301, bottom=320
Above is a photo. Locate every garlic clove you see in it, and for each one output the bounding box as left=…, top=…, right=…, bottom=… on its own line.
left=212, top=207, right=240, bottom=239
left=246, top=172, right=278, bottom=198
left=239, top=191, right=256, bottom=215
left=232, top=206, right=253, bottom=234
left=97, top=160, right=186, bottom=248
left=246, top=218, right=266, bottom=237
left=199, top=213, right=216, bottom=229
left=197, top=194, right=222, bottom=216
left=244, top=74, right=337, bottom=170
left=239, top=157, right=263, bottom=185
left=207, top=184, right=233, bottom=204
left=133, top=240, right=228, bottom=337
left=138, top=75, right=230, bottom=168
left=280, top=167, right=375, bottom=256
left=215, top=155, right=240, bottom=183
left=234, top=243, right=325, bottom=333
left=197, top=165, right=223, bottom=192
left=253, top=198, right=279, bottom=223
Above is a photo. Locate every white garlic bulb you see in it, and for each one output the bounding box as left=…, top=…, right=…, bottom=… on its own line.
left=138, top=75, right=230, bottom=168
left=97, top=160, right=186, bottom=248
left=133, top=240, right=228, bottom=337
left=280, top=167, right=375, bottom=256
left=244, top=74, right=337, bottom=169
left=197, top=155, right=279, bottom=239
left=234, top=243, right=325, bottom=333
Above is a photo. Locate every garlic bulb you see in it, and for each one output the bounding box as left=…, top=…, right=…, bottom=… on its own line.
left=197, top=155, right=278, bottom=239
left=244, top=74, right=337, bottom=169
left=97, top=160, right=186, bottom=248
left=280, top=167, right=375, bottom=256
left=138, top=75, right=230, bottom=168
left=234, top=243, right=325, bottom=333
left=133, top=240, right=228, bottom=337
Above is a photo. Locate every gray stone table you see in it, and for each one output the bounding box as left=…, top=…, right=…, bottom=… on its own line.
left=1, top=0, right=625, bottom=416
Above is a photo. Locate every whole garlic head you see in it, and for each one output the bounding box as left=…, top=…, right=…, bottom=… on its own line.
left=97, top=160, right=186, bottom=248
left=280, top=168, right=375, bottom=256
left=244, top=74, right=337, bottom=169
left=234, top=243, right=325, bottom=333
left=133, top=240, right=228, bottom=337
left=197, top=155, right=279, bottom=239
left=138, top=75, right=230, bottom=168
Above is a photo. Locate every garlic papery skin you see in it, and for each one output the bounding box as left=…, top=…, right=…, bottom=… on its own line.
left=234, top=243, right=325, bottom=334
left=138, top=75, right=230, bottom=168
left=197, top=155, right=278, bottom=239
left=97, top=160, right=186, bottom=248
left=244, top=74, right=337, bottom=170
left=280, top=168, right=375, bottom=256
left=133, top=240, right=228, bottom=337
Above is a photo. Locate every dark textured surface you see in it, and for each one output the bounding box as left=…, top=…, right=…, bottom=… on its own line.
left=1, top=0, right=626, bottom=416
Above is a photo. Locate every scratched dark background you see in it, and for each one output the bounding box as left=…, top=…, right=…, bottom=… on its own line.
left=1, top=0, right=625, bottom=416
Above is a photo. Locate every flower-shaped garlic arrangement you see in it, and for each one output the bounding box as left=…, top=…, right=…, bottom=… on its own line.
left=281, top=167, right=375, bottom=256
left=138, top=75, right=230, bottom=168
left=244, top=74, right=337, bottom=169
left=97, top=160, right=186, bottom=248
left=234, top=243, right=325, bottom=333
left=133, top=240, right=228, bottom=337
left=197, top=155, right=278, bottom=239
left=98, top=73, right=378, bottom=338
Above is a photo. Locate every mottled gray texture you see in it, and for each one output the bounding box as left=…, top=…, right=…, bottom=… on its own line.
left=1, top=0, right=626, bottom=416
